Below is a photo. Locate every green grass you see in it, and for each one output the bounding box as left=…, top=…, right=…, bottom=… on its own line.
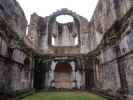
left=21, top=91, right=106, bottom=100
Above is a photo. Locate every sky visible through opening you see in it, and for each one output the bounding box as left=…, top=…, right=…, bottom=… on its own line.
left=17, top=0, right=99, bottom=23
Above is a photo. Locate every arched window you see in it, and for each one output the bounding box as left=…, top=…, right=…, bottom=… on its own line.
left=50, top=15, right=79, bottom=47
left=56, top=15, right=74, bottom=24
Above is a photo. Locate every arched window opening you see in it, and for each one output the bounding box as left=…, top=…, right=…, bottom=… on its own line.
left=51, top=15, right=80, bottom=47
left=56, top=15, right=74, bottom=24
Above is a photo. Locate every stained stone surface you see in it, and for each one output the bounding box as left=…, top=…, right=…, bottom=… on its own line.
left=0, top=0, right=34, bottom=97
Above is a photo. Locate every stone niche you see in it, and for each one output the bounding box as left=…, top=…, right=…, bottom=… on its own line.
left=43, top=57, right=85, bottom=89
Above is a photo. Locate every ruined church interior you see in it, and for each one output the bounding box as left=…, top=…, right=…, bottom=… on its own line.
left=0, top=0, right=133, bottom=100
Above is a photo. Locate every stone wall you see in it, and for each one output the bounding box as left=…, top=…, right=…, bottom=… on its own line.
left=0, top=0, right=27, bottom=39
left=26, top=9, right=91, bottom=55
left=89, top=0, right=132, bottom=49
left=34, top=57, right=85, bottom=90
left=91, top=6, right=133, bottom=100
left=0, top=0, right=34, bottom=97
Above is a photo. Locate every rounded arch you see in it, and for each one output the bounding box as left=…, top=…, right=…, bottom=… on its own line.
left=48, top=9, right=80, bottom=24
left=48, top=9, right=80, bottom=46
left=54, top=62, right=72, bottom=73
left=54, top=62, right=73, bottom=89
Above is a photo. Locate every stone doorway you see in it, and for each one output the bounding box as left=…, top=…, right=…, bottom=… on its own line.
left=54, top=62, right=73, bottom=89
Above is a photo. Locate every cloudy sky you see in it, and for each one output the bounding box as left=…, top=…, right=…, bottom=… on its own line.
left=17, top=0, right=99, bottom=23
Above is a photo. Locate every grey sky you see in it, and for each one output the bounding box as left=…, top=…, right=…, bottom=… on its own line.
left=17, top=0, right=99, bottom=23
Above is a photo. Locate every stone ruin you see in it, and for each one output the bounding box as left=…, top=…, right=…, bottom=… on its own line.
left=0, top=0, right=133, bottom=100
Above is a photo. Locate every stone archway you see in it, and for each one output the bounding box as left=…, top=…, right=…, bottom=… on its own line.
left=54, top=62, right=73, bottom=89
left=48, top=9, right=80, bottom=47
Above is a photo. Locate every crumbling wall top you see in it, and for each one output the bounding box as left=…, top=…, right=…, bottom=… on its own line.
left=0, top=0, right=27, bottom=39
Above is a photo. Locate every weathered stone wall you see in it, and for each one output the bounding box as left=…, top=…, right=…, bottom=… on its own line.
left=92, top=6, right=133, bottom=100
left=34, top=57, right=85, bottom=90
left=45, top=60, right=84, bottom=89
left=0, top=37, right=34, bottom=93
left=0, top=0, right=27, bottom=39
left=0, top=0, right=34, bottom=96
left=26, top=9, right=91, bottom=55
left=89, top=0, right=132, bottom=49
left=118, top=24, right=133, bottom=99
left=98, top=48, right=121, bottom=95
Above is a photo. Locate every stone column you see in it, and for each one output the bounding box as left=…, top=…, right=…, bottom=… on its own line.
left=49, top=61, right=57, bottom=88
left=70, top=61, right=76, bottom=88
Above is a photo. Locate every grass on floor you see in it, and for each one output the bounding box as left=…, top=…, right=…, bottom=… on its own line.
left=21, top=91, right=106, bottom=100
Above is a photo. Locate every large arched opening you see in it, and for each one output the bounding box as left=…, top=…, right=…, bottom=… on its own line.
left=48, top=9, right=80, bottom=47
left=54, top=62, right=73, bottom=89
